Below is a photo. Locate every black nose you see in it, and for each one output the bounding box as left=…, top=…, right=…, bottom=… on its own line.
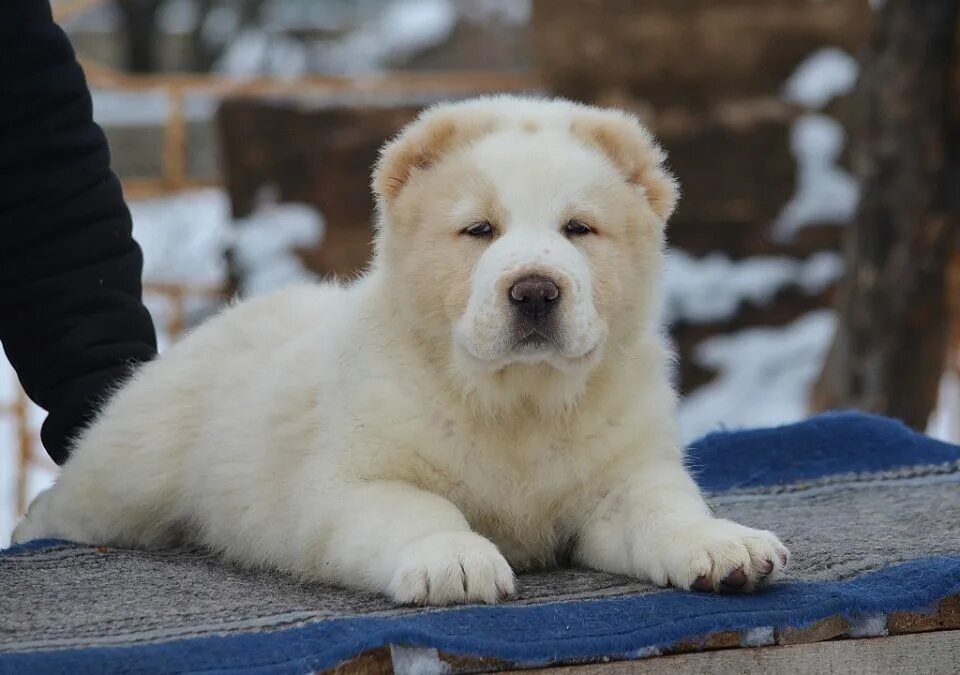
left=509, top=275, right=560, bottom=320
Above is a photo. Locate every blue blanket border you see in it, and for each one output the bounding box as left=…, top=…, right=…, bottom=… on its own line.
left=2, top=556, right=958, bottom=674
left=688, top=411, right=960, bottom=492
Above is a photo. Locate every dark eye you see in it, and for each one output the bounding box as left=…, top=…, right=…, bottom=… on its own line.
left=463, top=221, right=494, bottom=237
left=565, top=219, right=593, bottom=236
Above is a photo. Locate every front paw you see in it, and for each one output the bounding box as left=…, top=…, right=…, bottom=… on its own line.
left=643, top=518, right=789, bottom=593
left=388, top=531, right=516, bottom=606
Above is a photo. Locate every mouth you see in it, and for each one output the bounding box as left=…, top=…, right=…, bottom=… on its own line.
left=513, top=327, right=556, bottom=350
left=500, top=324, right=601, bottom=367
left=454, top=315, right=605, bottom=372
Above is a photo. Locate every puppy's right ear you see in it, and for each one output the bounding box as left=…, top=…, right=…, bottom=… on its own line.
left=570, top=109, right=679, bottom=223
left=372, top=105, right=497, bottom=204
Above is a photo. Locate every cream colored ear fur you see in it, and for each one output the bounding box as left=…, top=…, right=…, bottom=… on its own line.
left=372, top=98, right=679, bottom=223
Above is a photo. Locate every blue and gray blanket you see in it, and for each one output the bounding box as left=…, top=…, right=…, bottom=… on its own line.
left=1, top=412, right=959, bottom=673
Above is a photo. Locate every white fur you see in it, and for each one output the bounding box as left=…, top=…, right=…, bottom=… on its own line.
left=13, top=97, right=788, bottom=604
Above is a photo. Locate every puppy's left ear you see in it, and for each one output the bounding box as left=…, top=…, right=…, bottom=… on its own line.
left=570, top=110, right=679, bottom=223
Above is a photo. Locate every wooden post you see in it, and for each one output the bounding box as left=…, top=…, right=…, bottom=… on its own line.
left=812, top=0, right=960, bottom=429
left=14, top=389, right=32, bottom=516
left=164, top=86, right=187, bottom=191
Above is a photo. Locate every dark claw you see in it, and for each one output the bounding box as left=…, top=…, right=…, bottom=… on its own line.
left=760, top=560, right=775, bottom=577
left=691, top=575, right=713, bottom=592
left=778, top=551, right=789, bottom=566
left=719, top=566, right=747, bottom=592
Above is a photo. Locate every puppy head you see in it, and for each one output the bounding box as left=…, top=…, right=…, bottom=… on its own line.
left=372, top=96, right=678, bottom=410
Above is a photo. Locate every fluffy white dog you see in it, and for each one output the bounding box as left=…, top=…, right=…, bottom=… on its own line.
left=13, top=96, right=789, bottom=604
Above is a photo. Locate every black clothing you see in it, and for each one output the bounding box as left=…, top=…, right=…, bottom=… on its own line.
left=0, top=0, right=158, bottom=464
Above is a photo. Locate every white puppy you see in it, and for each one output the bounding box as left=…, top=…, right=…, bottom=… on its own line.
left=13, top=96, right=788, bottom=604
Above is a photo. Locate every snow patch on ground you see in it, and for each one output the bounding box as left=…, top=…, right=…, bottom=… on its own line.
left=677, top=311, right=838, bottom=444
left=217, top=29, right=311, bottom=79
left=0, top=416, right=17, bottom=549
left=131, top=189, right=232, bottom=286
left=233, top=202, right=325, bottom=297
left=928, top=369, right=960, bottom=444
left=92, top=90, right=219, bottom=126
left=459, top=0, right=532, bottom=25
left=662, top=250, right=843, bottom=324
left=772, top=114, right=860, bottom=242
left=92, top=90, right=170, bottom=127
left=774, top=47, right=861, bottom=242
left=158, top=0, right=201, bottom=34
left=782, top=48, right=859, bottom=110
left=131, top=187, right=323, bottom=297
left=312, top=0, right=457, bottom=74
left=216, top=0, right=457, bottom=76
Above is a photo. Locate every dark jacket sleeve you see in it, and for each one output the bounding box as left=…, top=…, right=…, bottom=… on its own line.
left=0, top=0, right=158, bottom=465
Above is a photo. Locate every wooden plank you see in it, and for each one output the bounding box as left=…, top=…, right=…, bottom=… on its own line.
left=324, top=595, right=960, bottom=672
left=328, top=647, right=392, bottom=675
left=775, top=616, right=849, bottom=646
left=888, top=596, right=960, bottom=635
left=521, top=630, right=960, bottom=674
left=82, top=67, right=542, bottom=98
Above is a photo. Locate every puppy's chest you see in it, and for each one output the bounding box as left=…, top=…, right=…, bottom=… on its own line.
left=405, top=425, right=597, bottom=568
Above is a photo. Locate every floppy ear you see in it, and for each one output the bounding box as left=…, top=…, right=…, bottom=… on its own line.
left=372, top=105, right=497, bottom=204
left=570, top=110, right=679, bottom=222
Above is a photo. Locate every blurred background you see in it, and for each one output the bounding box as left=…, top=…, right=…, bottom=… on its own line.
left=2, top=0, right=958, bottom=544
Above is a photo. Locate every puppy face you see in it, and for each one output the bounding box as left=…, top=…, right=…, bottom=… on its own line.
left=373, top=97, right=678, bottom=404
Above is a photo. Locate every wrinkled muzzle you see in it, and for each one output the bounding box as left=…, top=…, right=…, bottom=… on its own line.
left=453, top=231, right=607, bottom=369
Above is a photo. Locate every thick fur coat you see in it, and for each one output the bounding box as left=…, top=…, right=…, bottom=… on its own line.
left=14, top=97, right=788, bottom=604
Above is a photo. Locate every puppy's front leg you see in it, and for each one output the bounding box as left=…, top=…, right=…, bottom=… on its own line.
left=574, top=457, right=789, bottom=592
left=317, top=481, right=514, bottom=605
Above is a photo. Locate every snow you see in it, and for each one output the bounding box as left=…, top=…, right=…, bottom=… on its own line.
left=91, top=91, right=218, bottom=127
left=390, top=645, right=447, bottom=675
left=92, top=90, right=170, bottom=127
left=782, top=48, right=859, bottom=110
left=215, top=0, right=458, bottom=76
left=216, top=29, right=311, bottom=79
left=158, top=0, right=202, bottom=34
left=459, top=0, right=532, bottom=26
left=233, top=201, right=325, bottom=297
left=772, top=114, right=860, bottom=242
left=130, top=186, right=323, bottom=297
left=677, top=310, right=838, bottom=444
left=662, top=250, right=843, bottom=324
left=259, top=1, right=349, bottom=32
left=131, top=189, right=232, bottom=286
left=0, top=417, right=17, bottom=549
left=310, top=0, right=457, bottom=74
left=928, top=369, right=960, bottom=443
left=201, top=3, right=242, bottom=46
left=380, top=0, right=458, bottom=57
left=773, top=47, right=861, bottom=242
